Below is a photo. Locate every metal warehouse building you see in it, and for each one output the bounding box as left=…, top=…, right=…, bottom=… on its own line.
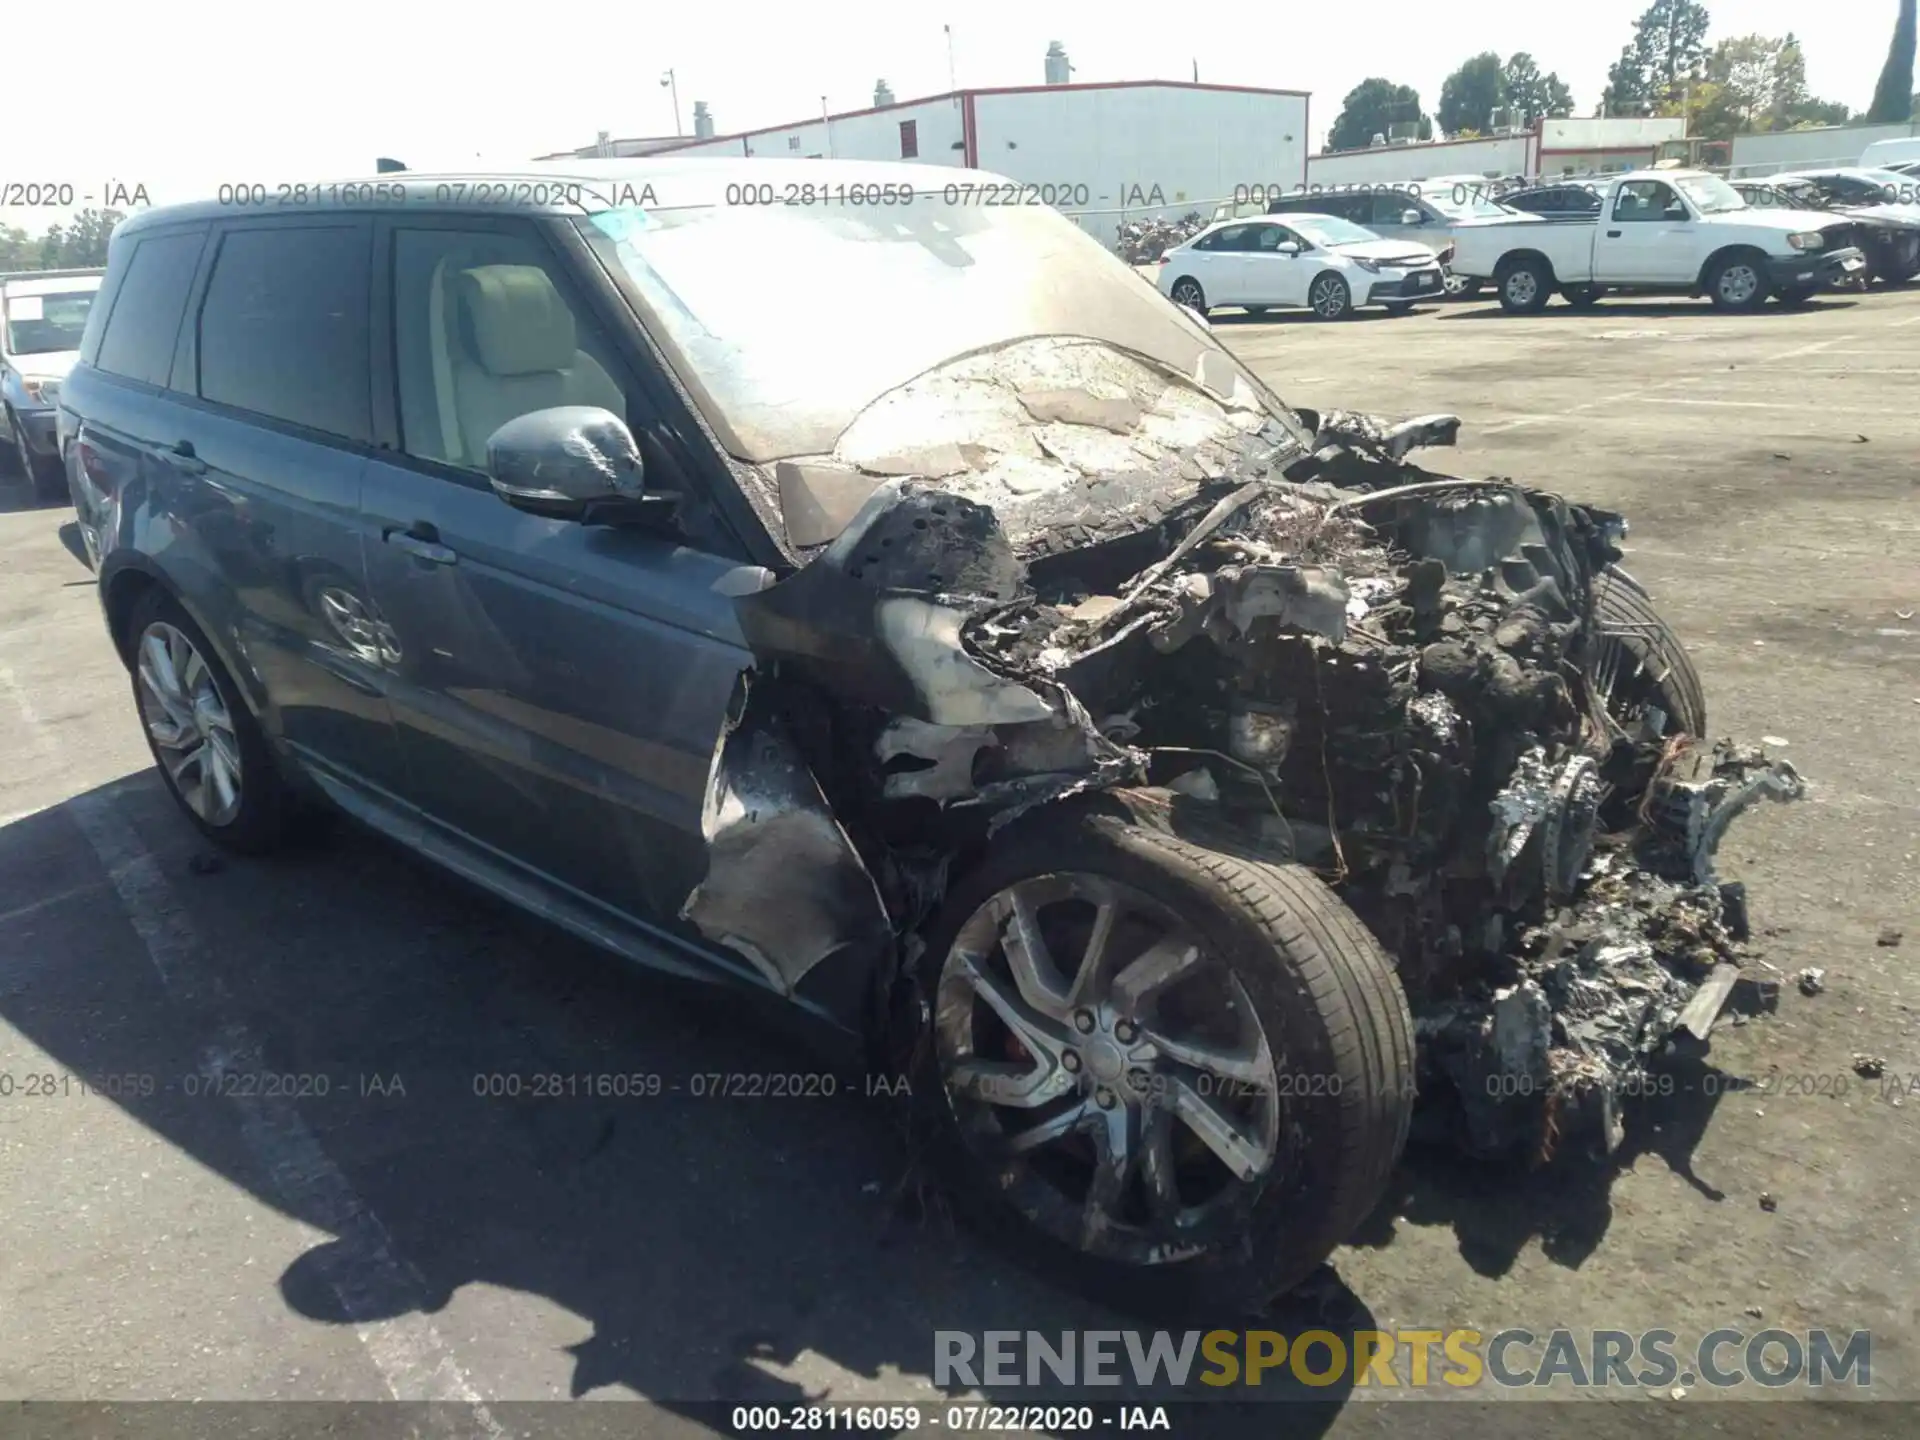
left=547, top=62, right=1309, bottom=249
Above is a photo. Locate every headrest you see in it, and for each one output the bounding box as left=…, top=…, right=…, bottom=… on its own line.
left=455, top=264, right=578, bottom=376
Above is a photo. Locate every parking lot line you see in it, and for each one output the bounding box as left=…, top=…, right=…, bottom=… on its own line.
left=0, top=657, right=504, bottom=1430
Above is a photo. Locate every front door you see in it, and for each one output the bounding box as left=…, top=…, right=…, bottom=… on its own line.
left=357, top=215, right=760, bottom=926
left=1597, top=180, right=1694, bottom=283
left=1240, top=223, right=1310, bottom=306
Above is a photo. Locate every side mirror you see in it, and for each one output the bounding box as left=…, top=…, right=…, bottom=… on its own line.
left=1400, top=209, right=1423, bottom=225
left=485, top=406, right=678, bottom=525
left=1663, top=204, right=1690, bottom=221
left=1275, top=241, right=1303, bottom=256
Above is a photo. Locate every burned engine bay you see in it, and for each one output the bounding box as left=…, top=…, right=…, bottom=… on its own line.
left=688, top=338, right=1803, bottom=1162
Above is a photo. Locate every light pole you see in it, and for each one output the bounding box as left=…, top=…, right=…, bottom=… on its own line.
left=661, top=70, right=683, bottom=136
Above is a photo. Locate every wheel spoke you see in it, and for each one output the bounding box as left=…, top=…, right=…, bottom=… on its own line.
left=1003, top=1098, right=1092, bottom=1155
left=1082, top=1103, right=1139, bottom=1248
left=1111, top=935, right=1203, bottom=1010
left=1140, top=1108, right=1183, bottom=1227
left=1063, top=889, right=1120, bottom=1010
left=946, top=1057, right=1068, bottom=1109
left=1001, top=884, right=1069, bottom=1018
left=1168, top=1076, right=1272, bottom=1182
left=206, top=739, right=239, bottom=813
left=953, top=952, right=1068, bottom=1063
left=139, top=633, right=185, bottom=711
left=1145, top=1027, right=1274, bottom=1089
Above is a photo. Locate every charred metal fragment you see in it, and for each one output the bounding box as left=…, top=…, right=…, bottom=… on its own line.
left=682, top=675, right=891, bottom=996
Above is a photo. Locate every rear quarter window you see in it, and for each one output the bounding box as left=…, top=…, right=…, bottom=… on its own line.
left=93, top=229, right=208, bottom=387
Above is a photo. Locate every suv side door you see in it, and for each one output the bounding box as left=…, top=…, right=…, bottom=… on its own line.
left=357, top=211, right=762, bottom=931
left=159, top=216, right=405, bottom=792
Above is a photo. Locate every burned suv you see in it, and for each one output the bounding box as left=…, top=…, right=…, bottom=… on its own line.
left=63, top=160, right=1795, bottom=1313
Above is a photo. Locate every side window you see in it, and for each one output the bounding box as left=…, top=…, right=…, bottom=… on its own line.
left=1248, top=225, right=1289, bottom=252
left=94, top=231, right=205, bottom=387
left=197, top=226, right=372, bottom=444
left=1203, top=224, right=1257, bottom=252
left=1368, top=193, right=1415, bottom=227
left=1319, top=195, right=1367, bottom=224
left=1613, top=181, right=1678, bottom=222
left=391, top=227, right=627, bottom=472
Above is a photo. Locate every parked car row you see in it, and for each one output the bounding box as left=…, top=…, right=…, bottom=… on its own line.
left=1, top=268, right=104, bottom=498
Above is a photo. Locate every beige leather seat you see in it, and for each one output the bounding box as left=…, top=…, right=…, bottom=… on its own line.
left=446, top=263, right=624, bottom=464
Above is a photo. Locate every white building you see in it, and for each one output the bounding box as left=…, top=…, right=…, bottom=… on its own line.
left=1729, top=120, right=1920, bottom=176
left=1303, top=116, right=1687, bottom=187
left=571, top=73, right=1310, bottom=249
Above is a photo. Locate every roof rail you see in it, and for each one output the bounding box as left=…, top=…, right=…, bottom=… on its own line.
left=0, top=267, right=107, bottom=283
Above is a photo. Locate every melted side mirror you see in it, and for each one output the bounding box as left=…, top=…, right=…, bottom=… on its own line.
left=485, top=406, right=678, bottom=526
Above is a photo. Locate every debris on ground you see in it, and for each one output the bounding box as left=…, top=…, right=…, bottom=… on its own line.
left=1878, top=928, right=1904, bottom=948
left=1759, top=1192, right=1778, bottom=1212
left=1853, top=1054, right=1887, bottom=1078
left=1113, top=213, right=1208, bottom=264
left=1798, top=967, right=1828, bottom=996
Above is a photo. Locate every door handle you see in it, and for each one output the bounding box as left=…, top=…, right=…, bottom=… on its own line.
left=159, top=439, right=206, bottom=476
left=1606, top=229, right=1622, bottom=237
left=383, top=522, right=457, bottom=565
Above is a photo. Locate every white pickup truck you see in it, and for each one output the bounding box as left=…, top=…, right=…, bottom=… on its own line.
left=1448, top=169, right=1868, bottom=313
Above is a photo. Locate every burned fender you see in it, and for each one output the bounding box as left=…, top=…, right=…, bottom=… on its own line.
left=680, top=674, right=892, bottom=1000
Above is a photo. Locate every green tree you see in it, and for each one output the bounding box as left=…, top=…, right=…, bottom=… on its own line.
left=1326, top=78, right=1431, bottom=151
left=1438, top=53, right=1503, bottom=136
left=1698, top=35, right=1802, bottom=136
left=1503, top=52, right=1575, bottom=123
left=1604, top=0, right=1712, bottom=114
left=1867, top=0, right=1917, bottom=122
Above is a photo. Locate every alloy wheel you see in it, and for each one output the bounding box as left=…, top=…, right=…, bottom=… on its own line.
left=136, top=621, right=244, bottom=826
left=933, top=873, right=1283, bottom=1263
left=1171, top=279, right=1204, bottom=309
left=1310, top=276, right=1347, bottom=318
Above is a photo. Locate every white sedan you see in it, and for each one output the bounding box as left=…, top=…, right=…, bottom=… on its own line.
left=1157, top=214, right=1446, bottom=320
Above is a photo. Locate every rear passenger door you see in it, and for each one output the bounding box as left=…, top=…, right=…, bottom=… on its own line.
left=357, top=213, right=757, bottom=929
left=154, top=217, right=404, bottom=792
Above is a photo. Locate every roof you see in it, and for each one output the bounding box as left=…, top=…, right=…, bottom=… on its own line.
left=110, top=158, right=1024, bottom=238
left=644, top=78, right=1310, bottom=155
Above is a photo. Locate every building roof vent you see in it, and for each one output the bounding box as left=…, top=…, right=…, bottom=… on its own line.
left=1044, top=41, right=1072, bottom=85
left=874, top=80, right=895, bottom=107
left=692, top=102, right=714, bottom=139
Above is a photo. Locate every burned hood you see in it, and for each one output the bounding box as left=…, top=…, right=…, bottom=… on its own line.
left=771, top=336, right=1312, bottom=557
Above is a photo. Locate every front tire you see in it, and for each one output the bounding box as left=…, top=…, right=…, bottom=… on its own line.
left=913, top=803, right=1414, bottom=1315
left=1307, top=272, right=1352, bottom=320
left=127, top=588, right=299, bottom=854
left=1442, top=271, right=1482, bottom=300
left=1706, top=252, right=1771, bottom=312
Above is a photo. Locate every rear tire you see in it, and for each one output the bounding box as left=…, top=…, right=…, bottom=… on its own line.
left=126, top=587, right=301, bottom=854
left=912, top=803, right=1414, bottom=1316
left=1496, top=257, right=1553, bottom=313
left=1593, top=567, right=1707, bottom=737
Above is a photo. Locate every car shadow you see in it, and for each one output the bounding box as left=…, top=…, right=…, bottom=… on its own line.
left=0, top=774, right=1369, bottom=1426
left=1348, top=1054, right=1734, bottom=1276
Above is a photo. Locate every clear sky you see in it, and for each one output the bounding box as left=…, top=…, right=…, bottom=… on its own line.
left=3, top=0, right=1904, bottom=231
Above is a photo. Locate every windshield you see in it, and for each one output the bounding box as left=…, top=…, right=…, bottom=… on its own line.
left=1424, top=189, right=1514, bottom=221
left=1847, top=168, right=1920, bottom=202
left=1673, top=174, right=1747, bottom=214
left=1288, top=215, right=1382, bottom=248
left=3, top=290, right=94, bottom=357
left=584, top=195, right=1280, bottom=462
